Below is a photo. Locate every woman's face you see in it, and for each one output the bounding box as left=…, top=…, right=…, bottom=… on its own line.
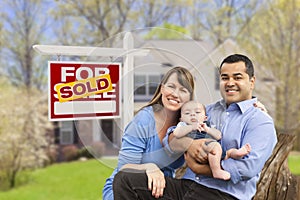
left=161, top=73, right=191, bottom=112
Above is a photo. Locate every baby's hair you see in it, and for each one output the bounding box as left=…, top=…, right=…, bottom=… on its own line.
left=181, top=100, right=206, bottom=115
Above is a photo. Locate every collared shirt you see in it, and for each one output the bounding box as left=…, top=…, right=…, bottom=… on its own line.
left=102, top=106, right=184, bottom=200
left=182, top=98, right=277, bottom=200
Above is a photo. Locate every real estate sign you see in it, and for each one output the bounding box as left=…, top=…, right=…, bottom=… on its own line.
left=49, top=61, right=121, bottom=121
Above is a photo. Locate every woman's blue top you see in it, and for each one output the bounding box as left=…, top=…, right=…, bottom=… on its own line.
left=102, top=106, right=184, bottom=200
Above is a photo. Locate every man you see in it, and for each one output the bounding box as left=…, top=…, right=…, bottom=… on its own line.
left=113, top=54, right=277, bottom=200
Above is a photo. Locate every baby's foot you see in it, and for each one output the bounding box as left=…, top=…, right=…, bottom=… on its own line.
left=233, top=143, right=251, bottom=159
left=239, top=143, right=251, bottom=155
left=213, top=170, right=231, bottom=180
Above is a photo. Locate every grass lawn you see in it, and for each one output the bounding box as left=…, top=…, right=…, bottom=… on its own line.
left=0, top=158, right=116, bottom=200
left=0, top=153, right=299, bottom=200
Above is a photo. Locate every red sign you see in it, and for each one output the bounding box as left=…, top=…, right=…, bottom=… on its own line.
left=49, top=61, right=121, bottom=121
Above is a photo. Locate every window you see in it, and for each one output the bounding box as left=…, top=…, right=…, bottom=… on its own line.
left=134, top=74, right=161, bottom=101
left=60, top=121, right=74, bottom=145
left=101, top=119, right=113, bottom=142
left=149, top=75, right=161, bottom=94
left=134, top=75, right=146, bottom=95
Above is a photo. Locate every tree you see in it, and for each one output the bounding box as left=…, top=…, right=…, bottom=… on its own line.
left=51, top=0, right=136, bottom=46
left=0, top=77, right=53, bottom=189
left=50, top=0, right=188, bottom=46
left=237, top=0, right=300, bottom=198
left=0, top=0, right=50, bottom=89
left=0, top=0, right=55, bottom=189
left=128, top=0, right=183, bottom=28
left=177, top=0, right=262, bottom=44
left=239, top=0, right=300, bottom=149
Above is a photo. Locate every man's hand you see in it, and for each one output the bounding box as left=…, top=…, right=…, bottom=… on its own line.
left=185, top=152, right=212, bottom=176
left=187, top=139, right=216, bottom=163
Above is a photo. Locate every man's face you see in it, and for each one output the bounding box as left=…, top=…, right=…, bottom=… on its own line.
left=219, top=61, right=255, bottom=105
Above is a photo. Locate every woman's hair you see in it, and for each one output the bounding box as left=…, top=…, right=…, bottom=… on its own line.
left=144, top=66, right=194, bottom=109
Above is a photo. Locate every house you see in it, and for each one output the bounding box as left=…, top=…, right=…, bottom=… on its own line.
left=53, top=38, right=276, bottom=159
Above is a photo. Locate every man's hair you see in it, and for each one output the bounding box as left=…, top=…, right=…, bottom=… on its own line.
left=219, top=54, right=254, bottom=78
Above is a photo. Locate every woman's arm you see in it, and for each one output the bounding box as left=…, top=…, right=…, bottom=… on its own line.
left=116, top=108, right=166, bottom=198
left=203, top=125, right=222, bottom=140
left=173, top=124, right=195, bottom=138
left=168, top=133, right=215, bottom=163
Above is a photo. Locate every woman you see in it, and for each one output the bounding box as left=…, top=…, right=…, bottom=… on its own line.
left=102, top=66, right=195, bottom=199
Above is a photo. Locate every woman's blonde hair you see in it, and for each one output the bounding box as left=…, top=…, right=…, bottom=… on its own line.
left=144, top=66, right=194, bottom=109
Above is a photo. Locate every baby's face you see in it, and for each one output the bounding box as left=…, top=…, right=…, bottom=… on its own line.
left=180, top=102, right=206, bottom=125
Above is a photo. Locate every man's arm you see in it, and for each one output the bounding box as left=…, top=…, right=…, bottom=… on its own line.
left=221, top=115, right=277, bottom=184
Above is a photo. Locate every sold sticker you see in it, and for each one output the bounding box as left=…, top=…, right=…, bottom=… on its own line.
left=55, top=74, right=113, bottom=102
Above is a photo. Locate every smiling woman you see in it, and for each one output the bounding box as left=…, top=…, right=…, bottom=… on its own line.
left=102, top=66, right=195, bottom=200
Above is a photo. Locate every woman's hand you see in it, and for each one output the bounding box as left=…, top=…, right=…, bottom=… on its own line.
left=187, top=139, right=216, bottom=163
left=254, top=101, right=268, bottom=113
left=145, top=163, right=166, bottom=198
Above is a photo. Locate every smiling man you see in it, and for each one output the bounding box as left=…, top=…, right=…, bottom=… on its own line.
left=178, top=54, right=278, bottom=199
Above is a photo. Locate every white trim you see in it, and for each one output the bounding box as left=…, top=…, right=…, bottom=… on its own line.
left=54, top=101, right=116, bottom=115
left=33, top=45, right=149, bottom=57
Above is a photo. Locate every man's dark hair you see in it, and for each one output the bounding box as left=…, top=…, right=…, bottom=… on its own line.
left=219, top=54, right=254, bottom=78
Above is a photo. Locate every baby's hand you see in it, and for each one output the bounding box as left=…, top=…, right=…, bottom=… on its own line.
left=192, top=123, right=204, bottom=132
left=200, top=123, right=209, bottom=132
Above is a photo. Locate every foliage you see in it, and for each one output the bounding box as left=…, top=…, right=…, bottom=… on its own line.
left=144, top=23, right=190, bottom=40
left=0, top=77, right=54, bottom=190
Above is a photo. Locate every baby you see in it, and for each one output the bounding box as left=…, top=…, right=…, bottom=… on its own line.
left=172, top=100, right=251, bottom=180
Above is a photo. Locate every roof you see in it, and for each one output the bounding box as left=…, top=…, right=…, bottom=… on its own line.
left=135, top=39, right=216, bottom=71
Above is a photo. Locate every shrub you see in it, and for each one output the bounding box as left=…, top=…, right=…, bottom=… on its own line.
left=45, top=146, right=58, bottom=164
left=62, top=145, right=79, bottom=161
